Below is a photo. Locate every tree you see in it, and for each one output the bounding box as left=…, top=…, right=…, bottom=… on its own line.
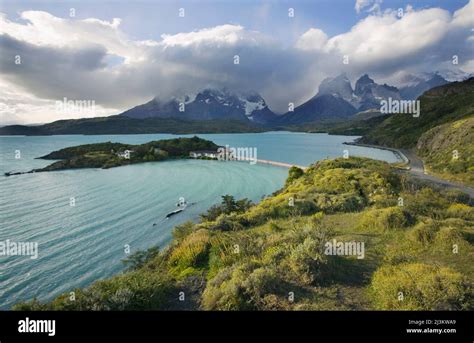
left=286, top=166, right=304, bottom=185
left=122, top=246, right=160, bottom=271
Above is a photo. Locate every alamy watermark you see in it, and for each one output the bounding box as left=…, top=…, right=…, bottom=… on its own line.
left=380, top=97, right=420, bottom=118
left=55, top=97, right=96, bottom=114
left=217, top=145, right=258, bottom=165
left=18, top=317, right=55, bottom=336
left=0, top=239, right=38, bottom=259
left=324, top=239, right=365, bottom=259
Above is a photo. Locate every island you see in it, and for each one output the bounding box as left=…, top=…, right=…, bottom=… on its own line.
left=5, top=136, right=220, bottom=176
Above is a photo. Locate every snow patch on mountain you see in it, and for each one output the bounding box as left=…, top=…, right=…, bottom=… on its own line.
left=243, top=98, right=265, bottom=116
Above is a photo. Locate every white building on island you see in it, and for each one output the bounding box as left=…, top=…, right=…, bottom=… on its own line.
left=189, top=150, right=219, bottom=159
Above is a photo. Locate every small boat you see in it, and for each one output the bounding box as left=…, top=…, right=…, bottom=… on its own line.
left=166, top=207, right=185, bottom=218
left=166, top=200, right=188, bottom=218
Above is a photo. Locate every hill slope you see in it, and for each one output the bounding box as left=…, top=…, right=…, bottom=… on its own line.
left=417, top=117, right=474, bottom=186
left=360, top=78, right=474, bottom=148
left=14, top=158, right=474, bottom=311
left=0, top=116, right=264, bottom=136
left=275, top=94, right=357, bottom=125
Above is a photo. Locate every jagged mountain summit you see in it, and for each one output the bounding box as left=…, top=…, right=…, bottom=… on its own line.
left=318, top=73, right=355, bottom=103
left=354, top=74, right=401, bottom=111
left=398, top=72, right=449, bottom=100
left=119, top=88, right=277, bottom=125
left=315, top=73, right=401, bottom=111
left=275, top=73, right=402, bottom=125
left=275, top=94, right=357, bottom=125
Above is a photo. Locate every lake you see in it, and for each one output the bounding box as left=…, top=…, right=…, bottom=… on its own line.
left=0, top=132, right=400, bottom=309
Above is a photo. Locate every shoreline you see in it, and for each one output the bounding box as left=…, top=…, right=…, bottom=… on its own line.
left=342, top=141, right=409, bottom=165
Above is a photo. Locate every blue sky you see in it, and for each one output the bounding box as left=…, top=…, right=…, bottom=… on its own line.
left=1, top=0, right=469, bottom=44
left=0, top=0, right=472, bottom=124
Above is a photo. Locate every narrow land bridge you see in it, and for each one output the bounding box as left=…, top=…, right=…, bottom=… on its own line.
left=256, top=159, right=308, bottom=170
left=254, top=145, right=474, bottom=200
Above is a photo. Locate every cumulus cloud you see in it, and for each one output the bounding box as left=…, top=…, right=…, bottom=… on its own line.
left=297, top=2, right=474, bottom=85
left=0, top=1, right=473, bottom=124
left=355, top=0, right=383, bottom=14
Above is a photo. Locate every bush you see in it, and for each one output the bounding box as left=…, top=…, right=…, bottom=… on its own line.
left=284, top=236, right=328, bottom=285
left=200, top=195, right=253, bottom=222
left=122, top=246, right=160, bottom=271
left=168, top=229, right=210, bottom=274
left=370, top=263, right=472, bottom=310
left=403, top=188, right=449, bottom=219
left=14, top=270, right=176, bottom=311
left=358, top=207, right=411, bottom=231
left=447, top=203, right=474, bottom=221
left=433, top=227, right=467, bottom=253
left=201, top=263, right=286, bottom=310
left=286, top=166, right=304, bottom=185
left=313, top=192, right=366, bottom=213
left=407, top=221, right=438, bottom=246
left=172, top=221, right=195, bottom=242
left=208, top=214, right=245, bottom=231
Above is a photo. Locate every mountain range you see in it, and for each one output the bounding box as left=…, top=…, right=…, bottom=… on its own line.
left=121, top=89, right=277, bottom=125
left=119, top=72, right=449, bottom=126
left=0, top=72, right=457, bottom=135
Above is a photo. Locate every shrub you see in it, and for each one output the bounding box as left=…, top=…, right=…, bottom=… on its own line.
left=201, top=263, right=256, bottom=310
left=358, top=207, right=411, bottom=231
left=284, top=236, right=328, bottom=285
left=122, top=246, right=160, bottom=271
left=200, top=195, right=253, bottom=222
left=208, top=214, right=245, bottom=231
left=403, top=188, right=449, bottom=219
left=407, top=221, right=439, bottom=246
left=447, top=203, right=474, bottom=221
left=15, top=270, right=176, bottom=311
left=201, top=263, right=286, bottom=310
left=172, top=221, right=195, bottom=242
left=370, top=263, right=472, bottom=310
left=286, top=166, right=304, bottom=185
left=433, top=227, right=467, bottom=253
left=168, top=229, right=210, bottom=274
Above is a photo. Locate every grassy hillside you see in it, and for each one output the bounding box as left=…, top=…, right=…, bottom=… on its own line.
left=279, top=113, right=390, bottom=136
left=417, top=117, right=474, bottom=186
left=361, top=78, right=474, bottom=148
left=0, top=116, right=264, bottom=136
left=14, top=158, right=473, bottom=311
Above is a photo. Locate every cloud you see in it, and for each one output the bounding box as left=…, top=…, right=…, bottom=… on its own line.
left=0, top=1, right=473, bottom=124
left=0, top=16, right=314, bottom=119
left=295, top=28, right=328, bottom=51
left=355, top=0, right=382, bottom=14
left=297, top=2, right=474, bottom=84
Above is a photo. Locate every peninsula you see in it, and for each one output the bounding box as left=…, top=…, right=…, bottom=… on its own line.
left=5, top=136, right=219, bottom=176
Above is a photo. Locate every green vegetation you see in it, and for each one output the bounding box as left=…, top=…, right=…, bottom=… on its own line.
left=370, top=263, right=471, bottom=310
left=13, top=157, right=473, bottom=311
left=122, top=247, right=161, bottom=272
left=361, top=78, right=474, bottom=148
left=7, top=137, right=219, bottom=175
left=200, top=195, right=253, bottom=222
left=359, top=78, right=474, bottom=186
left=417, top=117, right=474, bottom=186
left=284, top=113, right=390, bottom=136
left=0, top=116, right=264, bottom=136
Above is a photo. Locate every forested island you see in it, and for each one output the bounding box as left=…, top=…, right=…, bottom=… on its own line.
left=5, top=136, right=219, bottom=176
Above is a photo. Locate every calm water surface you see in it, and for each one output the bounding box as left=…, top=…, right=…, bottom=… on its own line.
left=0, top=132, right=400, bottom=309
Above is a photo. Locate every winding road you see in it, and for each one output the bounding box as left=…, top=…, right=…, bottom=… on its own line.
left=399, top=149, right=474, bottom=199
left=344, top=142, right=474, bottom=199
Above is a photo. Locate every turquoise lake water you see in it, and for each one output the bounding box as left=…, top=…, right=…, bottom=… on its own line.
left=0, top=132, right=400, bottom=309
